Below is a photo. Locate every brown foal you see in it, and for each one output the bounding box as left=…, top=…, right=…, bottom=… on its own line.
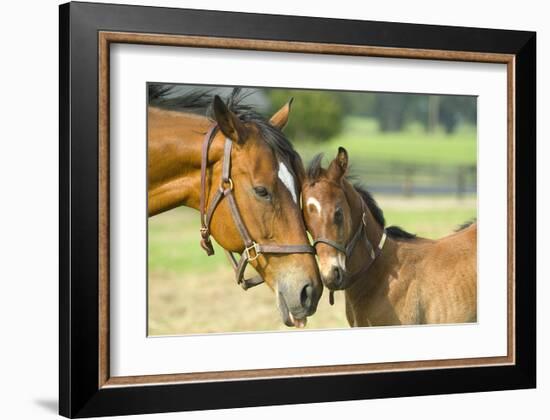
left=302, top=148, right=477, bottom=327
left=147, top=88, right=322, bottom=327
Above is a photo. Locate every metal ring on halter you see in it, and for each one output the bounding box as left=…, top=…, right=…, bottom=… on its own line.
left=221, top=177, right=234, bottom=191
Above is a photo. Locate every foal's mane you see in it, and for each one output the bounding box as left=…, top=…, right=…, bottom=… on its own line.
left=306, top=154, right=417, bottom=241
left=149, top=84, right=303, bottom=186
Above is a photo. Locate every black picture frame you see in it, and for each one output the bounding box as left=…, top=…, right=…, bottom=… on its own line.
left=59, top=1, right=536, bottom=418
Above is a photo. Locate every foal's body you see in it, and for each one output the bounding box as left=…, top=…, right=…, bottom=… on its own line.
left=344, top=222, right=477, bottom=327
left=303, top=148, right=477, bottom=327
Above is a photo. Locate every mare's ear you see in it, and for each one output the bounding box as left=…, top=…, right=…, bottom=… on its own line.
left=212, top=95, right=246, bottom=143
left=269, top=98, right=293, bottom=130
left=327, top=147, right=349, bottom=182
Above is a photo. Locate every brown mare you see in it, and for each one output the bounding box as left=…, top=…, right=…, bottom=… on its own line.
left=147, top=87, right=322, bottom=327
left=302, top=147, right=477, bottom=327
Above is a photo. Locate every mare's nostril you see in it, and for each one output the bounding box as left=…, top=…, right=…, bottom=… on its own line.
left=300, top=283, right=313, bottom=310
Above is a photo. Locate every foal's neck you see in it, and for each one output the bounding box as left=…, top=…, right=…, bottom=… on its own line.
left=342, top=182, right=398, bottom=296
left=147, top=108, right=224, bottom=216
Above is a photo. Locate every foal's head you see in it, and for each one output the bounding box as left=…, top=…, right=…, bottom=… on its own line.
left=208, top=94, right=322, bottom=326
left=302, top=148, right=367, bottom=290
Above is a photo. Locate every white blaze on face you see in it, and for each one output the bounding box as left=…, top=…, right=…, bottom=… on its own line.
left=277, top=161, right=297, bottom=203
left=306, top=197, right=322, bottom=215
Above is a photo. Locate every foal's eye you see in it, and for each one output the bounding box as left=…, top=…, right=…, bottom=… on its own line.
left=334, top=208, right=344, bottom=225
left=253, top=186, right=271, bottom=200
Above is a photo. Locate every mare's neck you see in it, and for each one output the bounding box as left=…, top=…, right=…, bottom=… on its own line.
left=147, top=107, right=224, bottom=216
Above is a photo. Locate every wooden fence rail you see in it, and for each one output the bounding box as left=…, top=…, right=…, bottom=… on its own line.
left=335, top=160, right=476, bottom=197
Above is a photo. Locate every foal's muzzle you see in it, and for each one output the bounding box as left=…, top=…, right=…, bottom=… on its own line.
left=322, top=264, right=347, bottom=290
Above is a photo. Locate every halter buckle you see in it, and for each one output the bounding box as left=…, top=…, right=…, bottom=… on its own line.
left=221, top=177, right=234, bottom=191
left=362, top=212, right=367, bottom=226
left=244, top=242, right=261, bottom=261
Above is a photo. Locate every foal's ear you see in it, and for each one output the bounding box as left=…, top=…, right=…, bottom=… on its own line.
left=327, top=147, right=349, bottom=181
left=212, top=95, right=246, bottom=143
left=269, top=98, right=293, bottom=130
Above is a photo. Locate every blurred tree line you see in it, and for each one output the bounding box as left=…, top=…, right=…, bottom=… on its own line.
left=266, top=89, right=476, bottom=142
left=267, top=89, right=344, bottom=141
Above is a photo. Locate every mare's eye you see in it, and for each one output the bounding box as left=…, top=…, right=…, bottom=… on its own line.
left=254, top=186, right=271, bottom=200
left=334, top=208, right=344, bottom=225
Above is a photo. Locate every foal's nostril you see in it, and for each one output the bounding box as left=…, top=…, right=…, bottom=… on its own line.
left=333, top=266, right=341, bottom=284
left=300, top=283, right=313, bottom=310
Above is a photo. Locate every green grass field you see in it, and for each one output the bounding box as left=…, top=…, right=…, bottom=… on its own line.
left=148, top=195, right=476, bottom=335
left=298, top=117, right=477, bottom=165
left=148, top=196, right=476, bottom=276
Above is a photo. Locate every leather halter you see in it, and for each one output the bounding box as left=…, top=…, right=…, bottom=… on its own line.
left=198, top=125, right=315, bottom=290
left=312, top=200, right=387, bottom=304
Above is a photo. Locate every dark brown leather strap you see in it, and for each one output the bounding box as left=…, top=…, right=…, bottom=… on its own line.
left=199, top=125, right=219, bottom=256
left=313, top=223, right=364, bottom=259
left=222, top=138, right=232, bottom=182
left=225, top=185, right=254, bottom=247
left=351, top=230, right=386, bottom=280
left=197, top=124, right=315, bottom=290
left=313, top=202, right=370, bottom=260
left=204, top=188, right=224, bottom=231
left=258, top=244, right=314, bottom=254
left=230, top=250, right=263, bottom=290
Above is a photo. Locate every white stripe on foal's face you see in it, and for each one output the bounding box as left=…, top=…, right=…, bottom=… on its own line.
left=277, top=161, right=297, bottom=203
left=306, top=196, right=347, bottom=278
left=306, top=197, right=322, bottom=215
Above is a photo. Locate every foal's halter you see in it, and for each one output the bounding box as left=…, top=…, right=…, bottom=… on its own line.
left=198, top=125, right=315, bottom=290
left=312, top=201, right=387, bottom=304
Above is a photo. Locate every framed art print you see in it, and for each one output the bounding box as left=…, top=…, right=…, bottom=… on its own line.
left=59, top=2, right=536, bottom=417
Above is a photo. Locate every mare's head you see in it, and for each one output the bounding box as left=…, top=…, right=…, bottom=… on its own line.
left=302, top=147, right=363, bottom=290
left=207, top=91, right=322, bottom=326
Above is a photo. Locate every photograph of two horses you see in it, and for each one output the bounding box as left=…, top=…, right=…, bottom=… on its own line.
left=147, top=84, right=477, bottom=335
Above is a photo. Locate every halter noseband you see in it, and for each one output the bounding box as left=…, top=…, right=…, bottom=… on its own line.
left=198, top=124, right=315, bottom=290
left=312, top=201, right=387, bottom=303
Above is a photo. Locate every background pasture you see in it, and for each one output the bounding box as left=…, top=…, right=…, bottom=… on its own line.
left=147, top=87, right=477, bottom=335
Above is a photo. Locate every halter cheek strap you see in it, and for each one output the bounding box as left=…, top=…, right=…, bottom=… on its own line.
left=198, top=124, right=315, bottom=290
left=199, top=125, right=219, bottom=255
left=313, top=210, right=368, bottom=260
left=312, top=201, right=387, bottom=304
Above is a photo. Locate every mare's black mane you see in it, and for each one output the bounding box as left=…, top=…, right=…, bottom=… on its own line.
left=149, top=84, right=302, bottom=182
